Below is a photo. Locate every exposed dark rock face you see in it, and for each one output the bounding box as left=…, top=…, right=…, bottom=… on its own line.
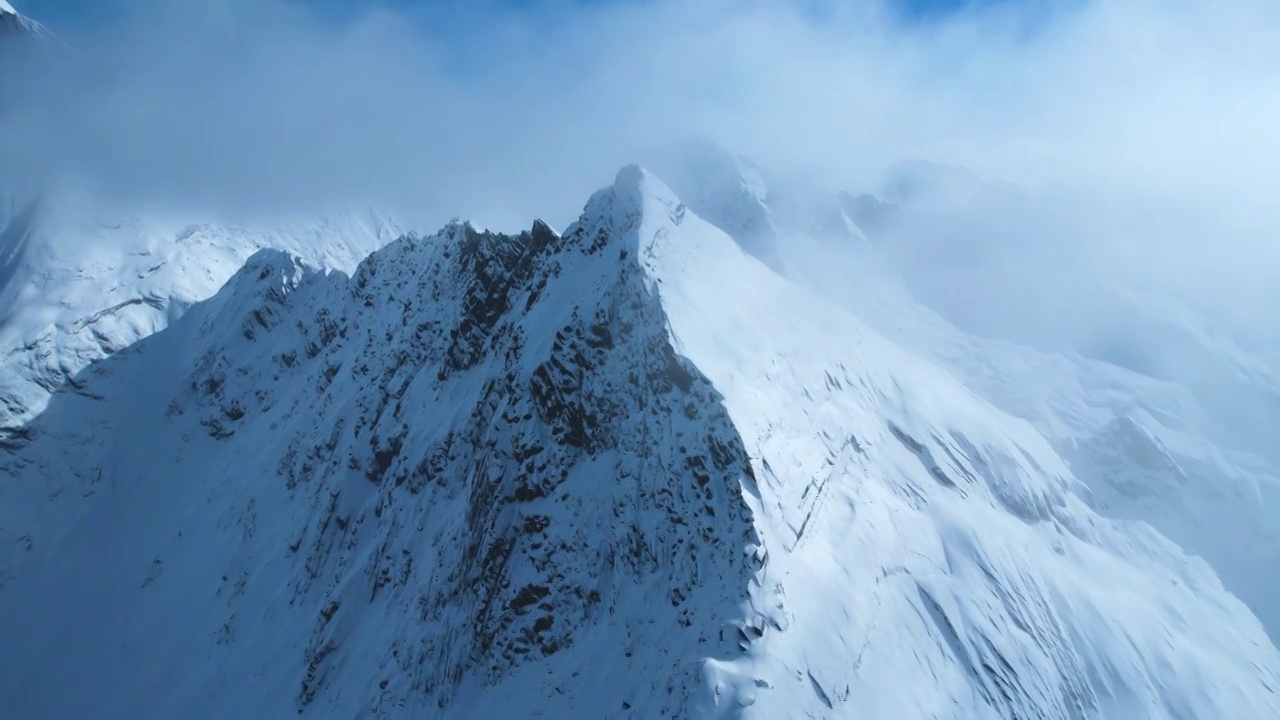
left=161, top=202, right=761, bottom=710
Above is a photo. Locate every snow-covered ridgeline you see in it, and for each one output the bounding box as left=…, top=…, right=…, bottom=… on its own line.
left=0, top=166, right=1276, bottom=718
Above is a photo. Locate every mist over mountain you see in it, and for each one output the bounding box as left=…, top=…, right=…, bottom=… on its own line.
left=2, top=1, right=1279, bottom=718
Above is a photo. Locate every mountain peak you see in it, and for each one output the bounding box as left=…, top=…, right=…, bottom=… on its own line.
left=0, top=0, right=66, bottom=50
left=612, top=163, right=646, bottom=193
left=643, top=137, right=785, bottom=273
left=607, top=163, right=657, bottom=217
left=611, top=164, right=682, bottom=212
left=570, top=164, right=685, bottom=245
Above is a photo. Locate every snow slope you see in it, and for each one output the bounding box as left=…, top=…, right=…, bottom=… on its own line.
left=662, top=140, right=1280, bottom=643
left=646, top=137, right=790, bottom=274
left=777, top=230, right=1280, bottom=639
left=0, top=197, right=400, bottom=436
left=1, top=166, right=1277, bottom=719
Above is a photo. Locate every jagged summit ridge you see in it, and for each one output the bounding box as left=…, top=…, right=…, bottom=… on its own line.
left=0, top=170, right=767, bottom=717
left=0, top=164, right=1277, bottom=719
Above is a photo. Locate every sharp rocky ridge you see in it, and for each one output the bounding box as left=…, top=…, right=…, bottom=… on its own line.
left=1, top=165, right=1278, bottom=718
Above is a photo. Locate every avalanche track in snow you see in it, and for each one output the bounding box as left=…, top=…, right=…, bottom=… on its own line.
left=0, top=167, right=1277, bottom=719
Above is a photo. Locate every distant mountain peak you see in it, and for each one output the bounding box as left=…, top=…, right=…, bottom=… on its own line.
left=0, top=0, right=65, bottom=49
left=0, top=193, right=400, bottom=434
left=644, top=138, right=786, bottom=273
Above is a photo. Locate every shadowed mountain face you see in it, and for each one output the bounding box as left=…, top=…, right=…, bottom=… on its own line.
left=0, top=166, right=1277, bottom=719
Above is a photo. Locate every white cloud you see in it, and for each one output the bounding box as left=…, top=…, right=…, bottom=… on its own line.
left=2, top=0, right=1278, bottom=321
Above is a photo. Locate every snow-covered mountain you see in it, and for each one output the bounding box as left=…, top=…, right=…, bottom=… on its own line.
left=1, top=0, right=30, bottom=29
left=663, top=140, right=1280, bottom=640
left=0, top=0, right=61, bottom=50
left=0, top=195, right=399, bottom=436
left=0, top=2, right=407, bottom=437
left=1, top=164, right=1277, bottom=718
left=645, top=137, right=790, bottom=273
left=0, top=0, right=60, bottom=104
